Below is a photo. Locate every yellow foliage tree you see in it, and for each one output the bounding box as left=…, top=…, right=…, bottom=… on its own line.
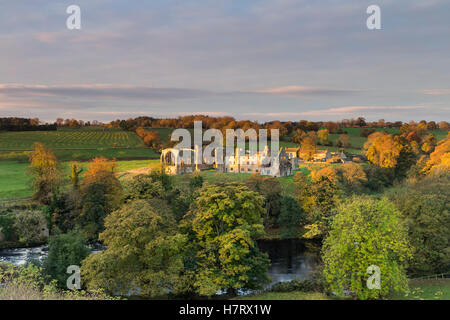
left=364, top=132, right=401, bottom=168
left=28, top=142, right=62, bottom=204
left=300, top=137, right=317, bottom=160
left=422, top=133, right=450, bottom=174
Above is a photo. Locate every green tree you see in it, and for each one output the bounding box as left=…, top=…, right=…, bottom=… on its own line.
left=82, top=200, right=186, bottom=298
left=294, top=171, right=341, bottom=240
left=389, top=175, right=450, bottom=276
left=246, top=175, right=282, bottom=229
left=322, top=196, right=411, bottom=299
left=187, top=183, right=270, bottom=296
left=69, top=163, right=83, bottom=190
left=278, top=196, right=303, bottom=238
left=44, top=231, right=90, bottom=288
left=122, top=174, right=164, bottom=202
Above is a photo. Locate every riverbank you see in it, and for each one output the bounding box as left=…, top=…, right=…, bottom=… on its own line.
left=234, top=279, right=450, bottom=300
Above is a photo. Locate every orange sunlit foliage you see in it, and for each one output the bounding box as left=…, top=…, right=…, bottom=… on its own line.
left=299, top=137, right=317, bottom=160
left=83, top=157, right=117, bottom=185
left=422, top=133, right=450, bottom=174
left=311, top=166, right=338, bottom=184
left=364, top=132, right=401, bottom=168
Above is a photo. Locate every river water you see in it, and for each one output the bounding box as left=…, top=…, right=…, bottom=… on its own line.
left=0, top=239, right=318, bottom=286
left=258, top=239, right=319, bottom=286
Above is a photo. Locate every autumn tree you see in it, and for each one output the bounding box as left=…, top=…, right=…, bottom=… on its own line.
left=337, top=162, right=368, bottom=193
left=310, top=166, right=339, bottom=185
left=292, top=128, right=306, bottom=144
left=421, top=132, right=450, bottom=175
left=143, top=131, right=162, bottom=151
left=322, top=196, right=411, bottom=300
left=300, top=137, right=317, bottom=160
left=364, top=132, right=400, bottom=168
left=336, top=134, right=352, bottom=148
left=438, top=121, right=449, bottom=131
left=317, top=129, right=330, bottom=145
left=421, top=134, right=437, bottom=154
left=186, top=183, right=270, bottom=296
left=78, top=157, right=123, bottom=239
left=28, top=142, right=63, bottom=204
left=324, top=121, right=339, bottom=133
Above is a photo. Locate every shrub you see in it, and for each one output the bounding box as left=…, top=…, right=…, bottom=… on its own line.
left=271, top=279, right=316, bottom=292
left=13, top=210, right=48, bottom=245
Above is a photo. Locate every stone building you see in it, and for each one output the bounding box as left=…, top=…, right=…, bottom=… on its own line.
left=160, top=146, right=293, bottom=177
left=160, top=146, right=214, bottom=175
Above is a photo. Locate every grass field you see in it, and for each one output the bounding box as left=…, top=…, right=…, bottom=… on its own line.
left=394, top=279, right=450, bottom=300
left=233, top=291, right=330, bottom=300
left=0, top=160, right=157, bottom=200
left=233, top=279, right=450, bottom=300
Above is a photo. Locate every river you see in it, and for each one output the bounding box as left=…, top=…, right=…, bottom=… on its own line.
left=258, top=239, right=319, bottom=286
left=0, top=239, right=318, bottom=286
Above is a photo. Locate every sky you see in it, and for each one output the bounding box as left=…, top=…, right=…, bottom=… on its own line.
left=0, top=0, right=449, bottom=123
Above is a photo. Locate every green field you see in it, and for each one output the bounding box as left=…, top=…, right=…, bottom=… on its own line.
left=0, top=160, right=157, bottom=200
left=0, top=127, right=159, bottom=162
left=0, top=127, right=143, bottom=150
left=233, top=291, right=330, bottom=300
left=233, top=279, right=450, bottom=300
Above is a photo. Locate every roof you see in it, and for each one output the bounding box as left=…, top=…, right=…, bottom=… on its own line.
left=314, top=149, right=329, bottom=155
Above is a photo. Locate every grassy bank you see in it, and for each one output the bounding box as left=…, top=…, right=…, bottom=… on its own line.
left=233, top=291, right=330, bottom=300
left=236, top=279, right=450, bottom=300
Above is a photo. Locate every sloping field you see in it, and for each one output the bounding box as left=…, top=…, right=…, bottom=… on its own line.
left=0, top=128, right=143, bottom=150
left=0, top=127, right=158, bottom=162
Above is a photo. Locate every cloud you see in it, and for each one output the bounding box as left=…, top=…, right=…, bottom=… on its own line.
left=0, top=84, right=213, bottom=101
left=422, top=89, right=450, bottom=95
left=250, top=85, right=357, bottom=96
left=243, top=105, right=428, bottom=118
left=0, top=83, right=358, bottom=101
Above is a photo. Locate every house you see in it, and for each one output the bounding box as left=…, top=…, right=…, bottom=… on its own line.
left=285, top=147, right=300, bottom=159
left=285, top=147, right=300, bottom=169
left=328, top=151, right=349, bottom=163
left=313, top=149, right=331, bottom=162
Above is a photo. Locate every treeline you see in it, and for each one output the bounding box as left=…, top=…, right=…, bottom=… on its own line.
left=107, top=115, right=450, bottom=137
left=54, top=118, right=103, bottom=128
left=0, top=118, right=57, bottom=131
